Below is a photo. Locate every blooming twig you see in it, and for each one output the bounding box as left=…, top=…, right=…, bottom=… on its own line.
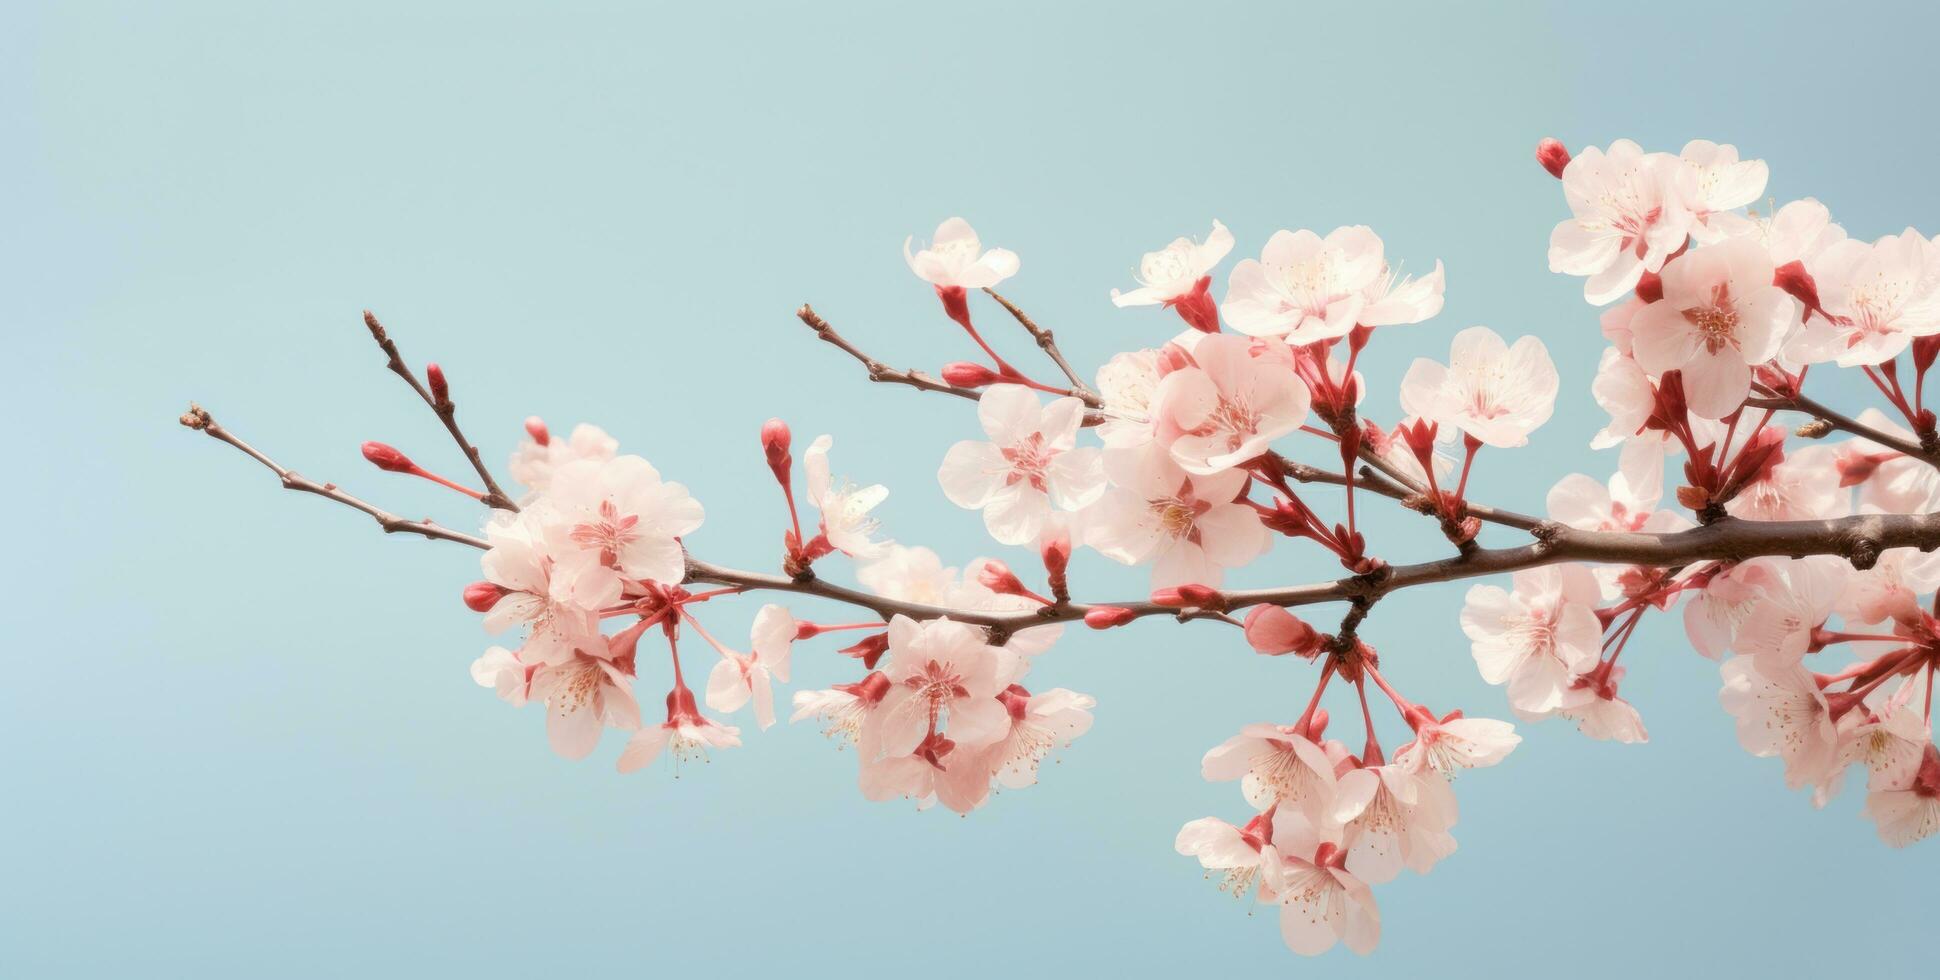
left=362, top=311, right=520, bottom=511
left=981, top=287, right=1101, bottom=407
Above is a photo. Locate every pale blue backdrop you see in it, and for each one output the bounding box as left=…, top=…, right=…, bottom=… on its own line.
left=5, top=2, right=1935, bottom=976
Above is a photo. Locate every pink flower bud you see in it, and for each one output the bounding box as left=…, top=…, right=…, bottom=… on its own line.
left=523, top=416, right=550, bottom=446
left=361, top=441, right=414, bottom=473
left=1084, top=606, right=1137, bottom=629
left=1243, top=605, right=1322, bottom=658
left=1535, top=137, right=1571, bottom=179
left=463, top=581, right=508, bottom=612
left=761, top=417, right=793, bottom=477
left=977, top=559, right=1027, bottom=596
left=426, top=362, right=449, bottom=406
left=1041, top=533, right=1071, bottom=578
left=941, top=361, right=1003, bottom=387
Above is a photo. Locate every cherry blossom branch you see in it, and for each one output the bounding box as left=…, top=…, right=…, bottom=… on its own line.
left=362, top=311, right=520, bottom=511
left=178, top=404, right=492, bottom=549
left=980, top=287, right=1101, bottom=407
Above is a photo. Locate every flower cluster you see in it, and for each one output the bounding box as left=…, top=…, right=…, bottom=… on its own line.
left=189, top=139, right=1940, bottom=963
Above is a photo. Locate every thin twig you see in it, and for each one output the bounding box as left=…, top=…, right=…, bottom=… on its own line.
left=1747, top=392, right=1936, bottom=463
left=794, top=304, right=983, bottom=405
left=180, top=404, right=491, bottom=549
left=362, top=311, right=520, bottom=511
left=981, top=287, right=1101, bottom=407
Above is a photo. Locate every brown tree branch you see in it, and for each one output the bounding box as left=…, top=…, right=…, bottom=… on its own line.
left=1747, top=391, right=1936, bottom=462
left=182, top=405, right=1940, bottom=639
left=981, top=287, right=1101, bottom=407
left=180, top=404, right=491, bottom=549
left=794, top=303, right=985, bottom=405
left=362, top=311, right=520, bottom=511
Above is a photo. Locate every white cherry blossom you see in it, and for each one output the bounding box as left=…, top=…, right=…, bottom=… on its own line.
left=939, top=385, right=1105, bottom=545
left=1222, top=226, right=1386, bottom=342
left=904, top=217, right=1019, bottom=289
left=1399, top=326, right=1558, bottom=448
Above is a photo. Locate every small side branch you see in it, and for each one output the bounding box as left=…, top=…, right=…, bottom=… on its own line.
left=981, top=287, right=1101, bottom=407
left=794, top=304, right=983, bottom=405
left=1748, top=392, right=1936, bottom=464
left=362, top=311, right=520, bottom=511
left=180, top=404, right=491, bottom=549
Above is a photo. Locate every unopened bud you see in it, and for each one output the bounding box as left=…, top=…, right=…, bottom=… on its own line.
left=523, top=416, right=550, bottom=447
left=942, top=361, right=1003, bottom=387
left=426, top=363, right=449, bottom=406
left=463, top=581, right=509, bottom=612
left=761, top=417, right=793, bottom=475
left=1243, top=605, right=1322, bottom=658
left=1535, top=137, right=1571, bottom=179
left=977, top=559, right=1028, bottom=596
left=362, top=441, right=414, bottom=473
left=1084, top=606, right=1137, bottom=630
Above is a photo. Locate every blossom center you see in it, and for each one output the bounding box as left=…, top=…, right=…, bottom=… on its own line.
left=570, top=499, right=640, bottom=566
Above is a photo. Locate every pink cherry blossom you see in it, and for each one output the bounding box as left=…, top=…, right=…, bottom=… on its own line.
left=1683, top=560, right=1778, bottom=659
left=1087, top=445, right=1269, bottom=587
left=1819, top=679, right=1930, bottom=807
left=1547, top=139, right=1693, bottom=304
left=1176, top=811, right=1285, bottom=903
left=1394, top=715, right=1521, bottom=775
left=1557, top=675, right=1648, bottom=744
left=1846, top=409, right=1940, bottom=516
left=699, top=604, right=796, bottom=731
left=805, top=434, right=890, bottom=559
left=1093, top=349, right=1162, bottom=449
left=477, top=511, right=608, bottom=666
left=1720, top=654, right=1841, bottom=790
left=1589, top=347, right=1654, bottom=449
left=1222, top=226, right=1386, bottom=342
left=1676, top=140, right=1769, bottom=240
left=1838, top=547, right=1940, bottom=627
left=858, top=739, right=996, bottom=814
left=1628, top=238, right=1797, bottom=419
left=1732, top=556, right=1850, bottom=665
left=1268, top=809, right=1381, bottom=956
left=1546, top=440, right=1688, bottom=535
left=542, top=454, right=704, bottom=591
left=531, top=648, right=642, bottom=760
left=1789, top=230, right=1940, bottom=367
left=1111, top=220, right=1234, bottom=307
left=1331, top=762, right=1459, bottom=884
left=1725, top=445, right=1847, bottom=521
left=1399, top=326, right=1558, bottom=448
left=1359, top=260, right=1446, bottom=328
left=617, top=685, right=741, bottom=773
left=1711, top=197, right=1845, bottom=265
left=903, top=217, right=1019, bottom=289
left=790, top=671, right=891, bottom=749
left=1202, top=723, right=1340, bottom=820
left=1461, top=564, right=1603, bottom=712
left=1154, top=333, right=1311, bottom=474
left=470, top=644, right=534, bottom=707
left=988, top=685, right=1096, bottom=788
left=1861, top=744, right=1940, bottom=847
left=508, top=421, right=617, bottom=499
left=866, top=616, right=1016, bottom=759
left=939, top=384, right=1104, bottom=545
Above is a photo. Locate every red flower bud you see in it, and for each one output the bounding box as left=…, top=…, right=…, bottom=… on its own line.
left=977, top=559, right=1027, bottom=596
left=463, top=581, right=508, bottom=612
left=523, top=416, right=550, bottom=446
left=1084, top=606, right=1137, bottom=629
left=426, top=362, right=449, bottom=406
left=761, top=417, right=793, bottom=480
left=1152, top=584, right=1225, bottom=610
left=942, top=361, right=1003, bottom=387
left=1169, top=276, right=1219, bottom=333
left=1243, top=605, right=1322, bottom=658
left=1535, top=137, right=1571, bottom=179
left=361, top=441, right=414, bottom=473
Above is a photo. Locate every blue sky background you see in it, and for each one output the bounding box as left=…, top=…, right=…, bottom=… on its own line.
left=6, top=2, right=1937, bottom=976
